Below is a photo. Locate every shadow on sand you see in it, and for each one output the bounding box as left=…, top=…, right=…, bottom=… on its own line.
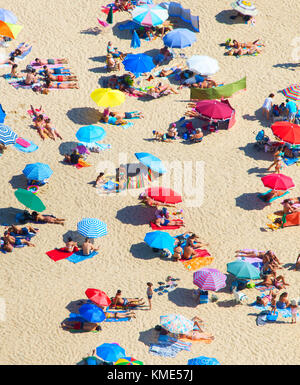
left=116, top=205, right=156, bottom=226
left=235, top=192, right=268, bottom=211
left=67, top=107, right=101, bottom=125
left=8, top=174, right=27, bottom=190
left=167, top=287, right=197, bottom=308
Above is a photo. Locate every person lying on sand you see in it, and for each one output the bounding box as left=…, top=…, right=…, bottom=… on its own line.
left=112, top=290, right=145, bottom=307
left=25, top=69, right=38, bottom=85
left=42, top=65, right=73, bottom=75
left=31, top=211, right=65, bottom=225
left=177, top=316, right=214, bottom=341
left=260, top=189, right=284, bottom=203
left=61, top=320, right=101, bottom=332
left=155, top=217, right=184, bottom=227
left=7, top=225, right=38, bottom=235
left=227, top=39, right=263, bottom=49
left=154, top=82, right=178, bottom=95
left=227, top=46, right=262, bottom=56
left=34, top=58, right=68, bottom=66
left=256, top=289, right=276, bottom=307
left=3, top=232, right=35, bottom=251
left=261, top=271, right=289, bottom=289
left=186, top=234, right=209, bottom=249
left=64, top=150, right=83, bottom=165
left=100, top=110, right=127, bottom=125
left=104, top=310, right=136, bottom=319
left=109, top=110, right=144, bottom=119
left=82, top=238, right=99, bottom=256
left=44, top=78, right=79, bottom=89
left=44, top=118, right=63, bottom=140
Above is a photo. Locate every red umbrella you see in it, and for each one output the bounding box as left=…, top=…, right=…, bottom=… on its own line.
left=145, top=187, right=182, bottom=204
left=195, top=100, right=234, bottom=121
left=85, top=288, right=111, bottom=307
left=271, top=121, right=300, bottom=144
left=261, top=173, right=295, bottom=191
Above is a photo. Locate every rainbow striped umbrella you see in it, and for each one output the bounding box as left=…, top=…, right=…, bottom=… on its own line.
left=282, top=84, right=300, bottom=101
left=160, top=314, right=194, bottom=334
left=115, top=357, right=144, bottom=365
left=132, top=4, right=168, bottom=27
left=0, top=21, right=23, bottom=39
left=193, top=268, right=227, bottom=292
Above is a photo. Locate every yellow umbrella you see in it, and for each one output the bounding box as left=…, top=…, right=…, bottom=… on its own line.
left=90, top=88, right=125, bottom=108
left=0, top=21, right=23, bottom=39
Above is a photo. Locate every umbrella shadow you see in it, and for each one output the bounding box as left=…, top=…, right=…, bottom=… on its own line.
left=273, top=63, right=300, bottom=71
left=62, top=230, right=85, bottom=245
left=58, top=141, right=78, bottom=156
left=116, top=205, right=156, bottom=226
left=0, top=207, right=26, bottom=225
left=235, top=192, right=268, bottom=211
left=215, top=9, right=246, bottom=25
left=130, top=242, right=158, bottom=260
left=167, top=288, right=197, bottom=308
left=67, top=107, right=101, bottom=125
left=65, top=299, right=89, bottom=313
left=88, top=55, right=107, bottom=63
left=138, top=328, right=158, bottom=347
left=88, top=66, right=108, bottom=74
left=8, top=174, right=27, bottom=190
left=247, top=166, right=269, bottom=176
left=239, top=143, right=274, bottom=161
left=112, top=22, right=133, bottom=41
left=216, top=299, right=237, bottom=308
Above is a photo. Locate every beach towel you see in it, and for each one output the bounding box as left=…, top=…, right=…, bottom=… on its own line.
left=158, top=334, right=191, bottom=351
left=66, top=250, right=98, bottom=263
left=256, top=311, right=268, bottom=326
left=150, top=220, right=184, bottom=230
left=104, top=311, right=131, bottom=322
left=181, top=255, right=214, bottom=272
left=74, top=159, right=91, bottom=169
left=191, top=77, right=247, bottom=100
left=282, top=157, right=299, bottom=166
left=101, top=5, right=118, bottom=14
left=14, top=140, right=38, bottom=153
left=258, top=189, right=290, bottom=203
left=149, top=343, right=178, bottom=358
left=3, top=74, right=38, bottom=90
left=46, top=248, right=74, bottom=262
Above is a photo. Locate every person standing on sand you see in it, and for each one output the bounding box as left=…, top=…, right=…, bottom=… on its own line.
left=146, top=282, right=153, bottom=310
left=82, top=238, right=99, bottom=256
left=262, top=93, right=274, bottom=120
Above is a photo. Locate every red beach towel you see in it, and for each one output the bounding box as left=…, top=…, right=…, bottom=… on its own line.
left=46, top=248, right=74, bottom=262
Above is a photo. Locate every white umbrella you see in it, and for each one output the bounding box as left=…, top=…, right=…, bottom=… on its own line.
left=231, top=0, right=258, bottom=16
left=186, top=55, right=219, bottom=76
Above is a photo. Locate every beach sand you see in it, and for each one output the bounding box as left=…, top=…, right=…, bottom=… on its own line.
left=1, top=0, right=300, bottom=365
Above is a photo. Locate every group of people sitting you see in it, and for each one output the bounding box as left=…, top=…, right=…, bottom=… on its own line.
left=225, top=39, right=264, bottom=56
left=153, top=206, right=184, bottom=228
left=114, top=0, right=135, bottom=12
left=172, top=232, right=209, bottom=262
left=153, top=121, right=204, bottom=143
left=62, top=237, right=99, bottom=256
left=30, top=105, right=62, bottom=140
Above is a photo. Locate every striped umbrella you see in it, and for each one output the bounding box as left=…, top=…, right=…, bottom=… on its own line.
left=0, top=9, right=17, bottom=24
left=193, top=268, right=227, bottom=292
left=131, top=4, right=168, bottom=27
left=77, top=218, right=107, bottom=238
left=282, top=84, right=300, bottom=101
left=160, top=314, right=194, bottom=334
left=23, top=162, right=53, bottom=181
left=231, top=0, right=258, bottom=16
left=0, top=124, right=17, bottom=145
left=115, top=357, right=144, bottom=365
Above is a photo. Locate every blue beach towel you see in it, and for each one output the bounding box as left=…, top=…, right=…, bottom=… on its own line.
left=66, top=250, right=98, bottom=264
left=282, top=157, right=299, bottom=166
left=14, top=140, right=38, bottom=153
left=104, top=311, right=131, bottom=322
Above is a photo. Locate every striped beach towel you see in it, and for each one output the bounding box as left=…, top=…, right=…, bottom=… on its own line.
left=158, top=334, right=191, bottom=351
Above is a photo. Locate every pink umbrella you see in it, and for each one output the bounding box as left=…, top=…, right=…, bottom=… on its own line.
left=261, top=174, right=295, bottom=191
left=193, top=268, right=226, bottom=292
left=195, top=100, right=234, bottom=121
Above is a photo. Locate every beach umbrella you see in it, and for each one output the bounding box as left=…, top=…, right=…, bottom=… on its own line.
left=186, top=55, right=219, bottom=76
left=79, top=303, right=106, bottom=323
left=237, top=257, right=263, bottom=269
left=96, top=343, right=125, bottom=363
left=14, top=188, right=46, bottom=212
left=77, top=218, right=108, bottom=238
left=188, top=356, right=220, bottom=365
left=115, top=357, right=143, bottom=365
left=0, top=21, right=23, bottom=39
left=135, top=152, right=167, bottom=174
left=0, top=9, right=17, bottom=24
left=85, top=288, right=111, bottom=307
left=163, top=28, right=196, bottom=49
left=0, top=124, right=17, bottom=145
left=75, top=125, right=106, bottom=144
left=193, top=268, right=227, bottom=292
left=231, top=0, right=258, bottom=16
left=123, top=53, right=155, bottom=76
left=0, top=104, right=6, bottom=124
left=282, top=84, right=300, bottom=101
left=261, top=174, right=295, bottom=191
left=132, top=4, right=168, bottom=27
left=160, top=314, right=194, bottom=334
left=271, top=121, right=300, bottom=145
left=90, top=88, right=125, bottom=108
left=145, top=187, right=182, bottom=204
left=106, top=5, right=113, bottom=24
left=131, top=30, right=141, bottom=49
left=195, top=100, right=234, bottom=121
left=23, top=162, right=53, bottom=182
left=227, top=260, right=260, bottom=280
left=144, top=231, right=175, bottom=253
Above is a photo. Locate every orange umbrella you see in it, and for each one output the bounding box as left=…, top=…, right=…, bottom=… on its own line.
left=0, top=21, right=23, bottom=39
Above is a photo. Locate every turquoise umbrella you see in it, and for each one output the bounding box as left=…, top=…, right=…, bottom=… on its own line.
left=227, top=260, right=260, bottom=280
left=135, top=152, right=167, bottom=174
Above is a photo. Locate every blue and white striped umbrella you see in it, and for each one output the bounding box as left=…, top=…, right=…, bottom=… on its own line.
left=23, top=162, right=53, bottom=181
left=77, top=218, right=108, bottom=239
left=160, top=314, right=194, bottom=334
left=0, top=124, right=17, bottom=145
left=131, top=4, right=168, bottom=27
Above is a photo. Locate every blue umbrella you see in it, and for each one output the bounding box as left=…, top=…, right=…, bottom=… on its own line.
left=144, top=231, right=175, bottom=253
left=163, top=28, right=196, bottom=49
left=123, top=53, right=155, bottom=76
left=188, top=356, right=220, bottom=365
left=131, top=30, right=141, bottom=49
left=79, top=303, right=105, bottom=323
left=75, top=125, right=106, bottom=144
left=0, top=124, right=17, bottom=145
left=135, top=152, right=167, bottom=174
left=0, top=104, right=6, bottom=124
left=77, top=218, right=108, bottom=238
left=0, top=9, right=17, bottom=24
left=23, top=162, right=53, bottom=182
left=96, top=343, right=125, bottom=362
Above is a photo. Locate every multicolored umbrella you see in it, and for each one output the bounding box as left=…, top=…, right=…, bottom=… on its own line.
left=145, top=187, right=182, bottom=204
left=14, top=188, right=46, bottom=212
left=115, top=357, right=144, bottom=365
left=271, top=121, right=300, bottom=144
left=123, top=53, right=155, bottom=75
left=227, top=260, right=260, bottom=280
left=79, top=303, right=106, bottom=323
left=91, top=88, right=125, bottom=108
left=160, top=314, right=194, bottom=334
left=282, top=84, right=300, bottom=101
left=0, top=124, right=17, bottom=145
left=132, top=4, right=168, bottom=27
left=0, top=21, right=23, bottom=39
left=163, top=28, right=196, bottom=49
left=195, top=100, right=234, bottom=121
left=75, top=125, right=106, bottom=143
left=261, top=174, right=295, bottom=191
left=0, top=9, right=17, bottom=24
left=23, top=162, right=53, bottom=182
left=85, top=288, right=111, bottom=307
left=135, top=152, right=167, bottom=174
left=188, top=356, right=220, bottom=365
left=144, top=231, right=175, bottom=253
left=77, top=218, right=107, bottom=238
left=231, top=0, right=258, bottom=16
left=186, top=55, right=219, bottom=76
left=193, top=268, right=227, bottom=292
left=96, top=343, right=125, bottom=362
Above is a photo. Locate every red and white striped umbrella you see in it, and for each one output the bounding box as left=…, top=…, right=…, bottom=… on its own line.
left=193, top=268, right=227, bottom=292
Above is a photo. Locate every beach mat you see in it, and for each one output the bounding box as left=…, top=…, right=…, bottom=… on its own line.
left=150, top=221, right=183, bottom=230
left=104, top=311, right=131, bottom=322
left=3, top=74, right=36, bottom=90
left=14, top=140, right=38, bottom=153
left=74, top=159, right=92, bottom=169
left=182, top=255, right=214, bottom=271
left=66, top=250, right=98, bottom=263
left=46, top=248, right=74, bottom=262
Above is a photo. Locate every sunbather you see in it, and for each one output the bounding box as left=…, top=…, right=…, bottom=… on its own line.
left=112, top=290, right=145, bottom=307
left=44, top=71, right=78, bottom=82
left=261, top=272, right=289, bottom=289
left=61, top=320, right=101, bottom=332
left=34, top=58, right=68, bottom=66
left=186, top=234, right=209, bottom=249
left=25, top=69, right=38, bottom=85
left=44, top=79, right=79, bottom=89
left=31, top=211, right=65, bottom=225
left=10, top=64, right=21, bottom=78
left=109, top=111, right=144, bottom=119
left=260, top=189, right=284, bottom=203
left=104, top=311, right=136, bottom=319
left=3, top=232, right=35, bottom=248
left=155, top=82, right=178, bottom=95
left=82, top=238, right=99, bottom=256
left=64, top=237, right=79, bottom=253
left=155, top=217, right=184, bottom=227
left=179, top=316, right=214, bottom=341
left=7, top=225, right=38, bottom=235
left=42, top=65, right=73, bottom=75
left=94, top=172, right=106, bottom=188
left=277, top=292, right=290, bottom=309
left=34, top=115, right=47, bottom=140
left=44, top=118, right=62, bottom=140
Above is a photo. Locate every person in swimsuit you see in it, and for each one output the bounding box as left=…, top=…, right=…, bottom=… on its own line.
left=94, top=172, right=106, bottom=188
left=190, top=128, right=203, bottom=142
left=64, top=237, right=79, bottom=253
left=25, top=69, right=38, bottom=85
left=104, top=310, right=136, bottom=319
left=186, top=234, right=209, bottom=249
left=34, top=115, right=47, bottom=140
left=290, top=299, right=298, bottom=324
left=34, top=58, right=68, bottom=66
left=267, top=148, right=284, bottom=172
left=112, top=290, right=145, bottom=307
left=31, top=211, right=65, bottom=225
left=294, top=254, right=300, bottom=271
left=7, top=225, right=38, bottom=235
left=146, top=282, right=153, bottom=310
left=182, top=244, right=198, bottom=260
left=282, top=198, right=300, bottom=214
left=172, top=245, right=183, bottom=262
left=235, top=249, right=265, bottom=258
left=44, top=118, right=63, bottom=140
left=101, top=112, right=126, bottom=125
left=261, top=272, right=289, bottom=289
left=61, top=320, right=101, bottom=332
left=10, top=64, right=21, bottom=78
left=277, top=292, right=290, bottom=309
left=3, top=232, right=35, bottom=248
left=45, top=71, right=78, bottom=82
left=42, top=65, right=73, bottom=75
left=44, top=78, right=79, bottom=89
left=109, top=111, right=144, bottom=120
left=82, top=238, right=99, bottom=256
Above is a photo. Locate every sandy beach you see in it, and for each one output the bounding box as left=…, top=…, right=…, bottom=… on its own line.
left=1, top=0, right=300, bottom=365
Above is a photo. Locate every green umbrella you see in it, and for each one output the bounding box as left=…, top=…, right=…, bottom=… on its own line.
left=14, top=188, right=46, bottom=212
left=106, top=6, right=113, bottom=24
left=226, top=260, right=260, bottom=280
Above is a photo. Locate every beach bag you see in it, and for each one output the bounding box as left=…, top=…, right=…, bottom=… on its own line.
left=256, top=130, right=265, bottom=142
